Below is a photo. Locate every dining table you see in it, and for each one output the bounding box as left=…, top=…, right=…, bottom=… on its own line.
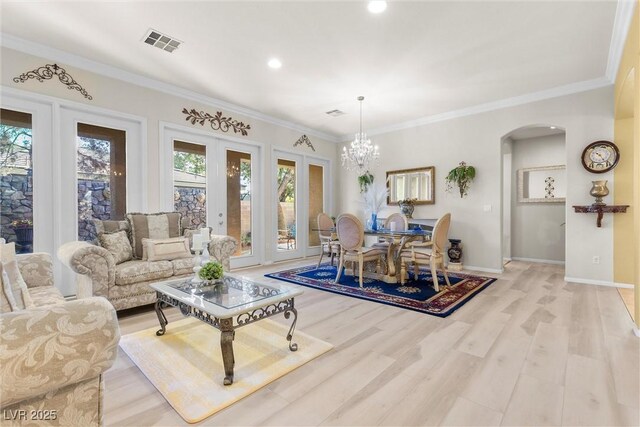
left=364, top=228, right=432, bottom=283
left=313, top=227, right=432, bottom=283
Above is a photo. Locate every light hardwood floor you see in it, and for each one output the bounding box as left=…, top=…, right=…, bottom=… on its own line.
left=105, top=260, right=640, bottom=426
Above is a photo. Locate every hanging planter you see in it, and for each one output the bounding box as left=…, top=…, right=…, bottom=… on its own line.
left=357, top=171, right=374, bottom=193
left=445, top=161, right=476, bottom=198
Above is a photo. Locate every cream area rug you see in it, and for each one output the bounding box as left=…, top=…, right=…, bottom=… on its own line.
left=119, top=317, right=333, bottom=423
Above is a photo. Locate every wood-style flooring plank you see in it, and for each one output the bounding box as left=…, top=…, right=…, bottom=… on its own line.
left=501, top=374, right=564, bottom=426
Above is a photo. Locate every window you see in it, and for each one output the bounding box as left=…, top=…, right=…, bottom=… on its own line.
left=1, top=109, right=33, bottom=252
left=276, top=159, right=296, bottom=251
left=77, top=123, right=126, bottom=241
left=226, top=150, right=252, bottom=256
left=173, top=141, right=207, bottom=229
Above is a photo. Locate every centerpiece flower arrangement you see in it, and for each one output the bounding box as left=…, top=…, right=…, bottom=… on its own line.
left=361, top=180, right=388, bottom=230
left=199, top=261, right=224, bottom=284
left=397, top=198, right=417, bottom=218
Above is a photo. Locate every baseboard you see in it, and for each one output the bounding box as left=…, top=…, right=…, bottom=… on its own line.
left=564, top=276, right=634, bottom=289
left=462, top=265, right=503, bottom=275
left=512, top=257, right=565, bottom=265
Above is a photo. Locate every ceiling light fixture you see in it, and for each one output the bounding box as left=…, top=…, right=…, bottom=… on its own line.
left=268, top=58, right=282, bottom=69
left=367, top=1, right=387, bottom=14
left=550, top=126, right=557, bottom=129
left=342, top=96, right=379, bottom=174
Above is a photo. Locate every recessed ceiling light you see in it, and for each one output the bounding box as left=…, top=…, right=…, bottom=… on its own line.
left=550, top=126, right=557, bottom=129
left=268, top=58, right=282, bottom=69
left=368, top=1, right=387, bottom=14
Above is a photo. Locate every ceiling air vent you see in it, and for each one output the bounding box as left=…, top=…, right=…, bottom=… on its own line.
left=143, top=29, right=182, bottom=53
left=326, top=109, right=345, bottom=117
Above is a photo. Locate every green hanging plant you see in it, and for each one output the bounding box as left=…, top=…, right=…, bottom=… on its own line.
left=357, top=171, right=374, bottom=193
left=445, top=161, right=476, bottom=198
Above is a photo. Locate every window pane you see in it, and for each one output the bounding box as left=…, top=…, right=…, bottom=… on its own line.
left=226, top=150, right=252, bottom=256
left=308, top=164, right=324, bottom=247
left=173, top=141, right=206, bottom=230
left=277, top=159, right=296, bottom=251
left=1, top=109, right=33, bottom=253
left=77, top=123, right=127, bottom=242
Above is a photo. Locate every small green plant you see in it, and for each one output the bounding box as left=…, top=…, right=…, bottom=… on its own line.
left=357, top=171, right=374, bottom=193
left=199, top=261, right=224, bottom=282
left=445, top=161, right=476, bottom=198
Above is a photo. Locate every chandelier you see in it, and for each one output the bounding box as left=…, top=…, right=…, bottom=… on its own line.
left=341, top=96, right=379, bottom=174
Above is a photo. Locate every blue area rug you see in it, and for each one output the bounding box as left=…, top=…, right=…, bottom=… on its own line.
left=266, top=264, right=497, bottom=317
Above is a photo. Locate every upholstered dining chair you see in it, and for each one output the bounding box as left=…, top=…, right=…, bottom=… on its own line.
left=334, top=213, right=385, bottom=287
left=399, top=213, right=452, bottom=292
left=316, top=213, right=340, bottom=268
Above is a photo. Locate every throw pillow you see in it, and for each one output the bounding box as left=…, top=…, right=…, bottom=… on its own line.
left=94, top=219, right=129, bottom=235
left=0, top=242, right=35, bottom=310
left=142, top=237, right=191, bottom=262
left=98, top=230, right=133, bottom=264
left=126, top=212, right=182, bottom=259
left=1, top=263, right=19, bottom=313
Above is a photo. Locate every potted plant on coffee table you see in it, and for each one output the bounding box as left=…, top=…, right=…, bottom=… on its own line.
left=199, top=261, right=224, bottom=284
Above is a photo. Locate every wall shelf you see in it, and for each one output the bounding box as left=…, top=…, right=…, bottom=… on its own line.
left=572, top=204, right=629, bottom=228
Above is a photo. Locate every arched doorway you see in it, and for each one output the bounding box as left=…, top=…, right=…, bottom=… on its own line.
left=501, top=125, right=567, bottom=266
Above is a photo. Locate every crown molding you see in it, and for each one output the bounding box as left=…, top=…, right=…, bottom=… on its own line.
left=0, top=33, right=341, bottom=143
left=605, top=0, right=637, bottom=82
left=343, top=77, right=613, bottom=141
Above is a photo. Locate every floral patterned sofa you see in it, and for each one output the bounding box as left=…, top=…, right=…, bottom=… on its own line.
left=0, top=252, right=120, bottom=427
left=57, top=213, right=238, bottom=311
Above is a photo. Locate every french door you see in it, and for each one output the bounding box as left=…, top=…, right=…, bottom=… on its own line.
left=272, top=151, right=331, bottom=261
left=164, top=127, right=262, bottom=268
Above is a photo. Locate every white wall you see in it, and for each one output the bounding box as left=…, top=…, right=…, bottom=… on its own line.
left=510, top=134, right=566, bottom=262
left=339, top=86, right=614, bottom=282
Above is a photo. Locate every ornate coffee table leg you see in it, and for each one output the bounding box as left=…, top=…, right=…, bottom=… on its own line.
left=220, top=318, right=236, bottom=385
left=284, top=306, right=299, bottom=351
left=155, top=299, right=168, bottom=336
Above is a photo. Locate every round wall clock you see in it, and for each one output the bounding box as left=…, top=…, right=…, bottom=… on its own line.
left=581, top=140, right=620, bottom=173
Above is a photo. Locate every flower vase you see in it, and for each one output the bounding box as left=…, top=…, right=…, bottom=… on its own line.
left=371, top=213, right=378, bottom=231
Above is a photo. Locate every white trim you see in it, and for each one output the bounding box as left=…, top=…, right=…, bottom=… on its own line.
left=633, top=326, right=640, bottom=338
left=1, top=33, right=340, bottom=143
left=605, top=0, right=637, bottom=82
left=462, top=266, right=503, bottom=275
left=343, top=77, right=612, bottom=140
left=511, top=257, right=565, bottom=265
left=564, top=276, right=634, bottom=289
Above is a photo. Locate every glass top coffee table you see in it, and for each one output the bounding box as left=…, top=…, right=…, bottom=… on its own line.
left=151, top=274, right=303, bottom=385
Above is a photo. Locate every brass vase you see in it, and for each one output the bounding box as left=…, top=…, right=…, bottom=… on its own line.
left=590, top=180, right=609, bottom=206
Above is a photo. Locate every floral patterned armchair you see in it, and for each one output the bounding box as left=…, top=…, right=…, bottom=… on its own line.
left=0, top=252, right=120, bottom=426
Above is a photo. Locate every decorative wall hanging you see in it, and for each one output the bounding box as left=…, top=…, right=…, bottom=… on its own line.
left=293, top=135, right=315, bottom=151
left=445, top=161, right=476, bottom=198
left=13, top=63, right=93, bottom=100
left=182, top=108, right=251, bottom=136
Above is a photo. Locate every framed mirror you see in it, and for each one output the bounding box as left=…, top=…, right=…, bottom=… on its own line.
left=386, top=166, right=435, bottom=205
left=518, top=165, right=566, bottom=203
